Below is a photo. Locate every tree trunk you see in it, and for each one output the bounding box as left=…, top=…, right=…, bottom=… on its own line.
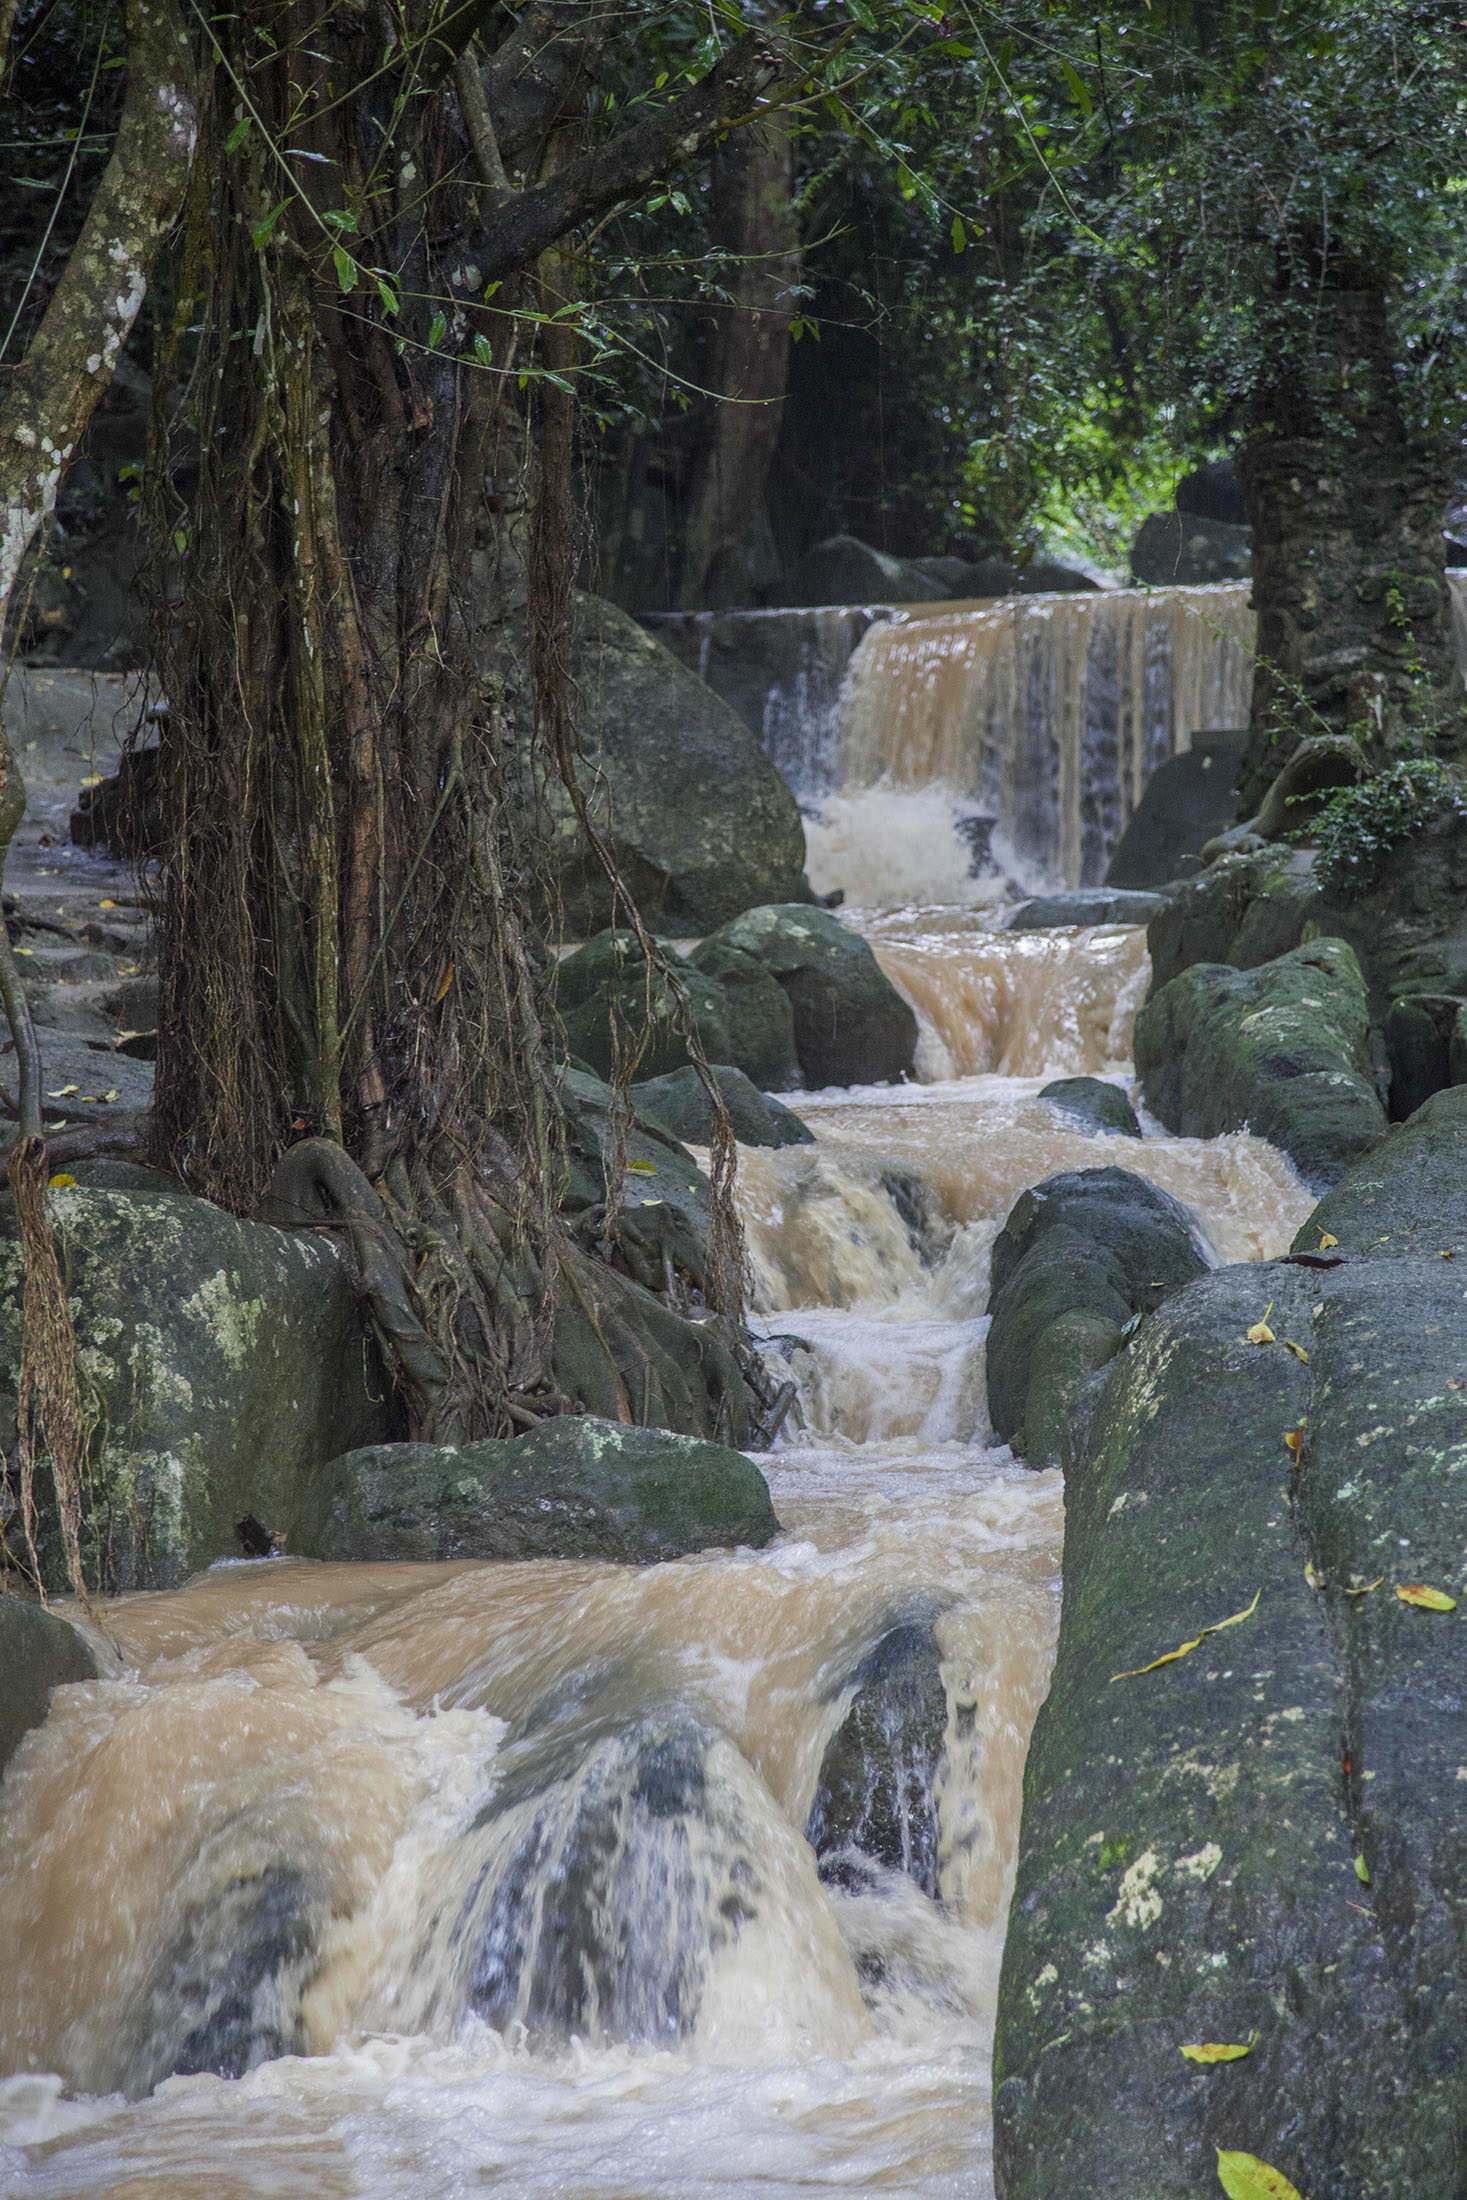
left=150, top=3, right=789, bottom=1442
left=677, top=116, right=799, bottom=609
left=1236, top=263, right=1462, bottom=812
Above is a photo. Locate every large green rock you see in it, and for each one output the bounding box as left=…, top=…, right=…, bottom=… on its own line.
left=516, top=596, right=809, bottom=933
left=986, top=1169, right=1207, bottom=1471
left=0, top=1600, right=101, bottom=1783
left=555, top=930, right=733, bottom=1083
left=1145, top=847, right=1316, bottom=997
left=700, top=904, right=918, bottom=1088
left=1134, top=936, right=1387, bottom=1187
left=630, top=1065, right=813, bottom=1150
left=1295, top=1082, right=1467, bottom=1258
left=995, top=1257, right=1467, bottom=2199
left=0, top=1188, right=387, bottom=1590
left=685, top=937, right=801, bottom=1090
left=300, top=1414, right=778, bottom=1564
left=560, top=1064, right=715, bottom=1298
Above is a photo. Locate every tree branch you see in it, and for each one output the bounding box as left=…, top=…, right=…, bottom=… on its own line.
left=476, top=32, right=788, bottom=282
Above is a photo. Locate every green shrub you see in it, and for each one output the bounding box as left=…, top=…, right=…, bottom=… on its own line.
left=1299, top=759, right=1467, bottom=897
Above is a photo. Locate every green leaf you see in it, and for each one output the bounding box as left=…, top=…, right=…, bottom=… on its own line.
left=951, top=214, right=967, bottom=253
left=1354, top=1853, right=1371, bottom=1883
left=1059, top=56, right=1093, bottom=115
left=1216, top=2150, right=1306, bottom=2200
left=428, top=311, right=447, bottom=350
left=626, top=1158, right=659, bottom=1175
left=225, top=115, right=251, bottom=155
left=375, top=276, right=399, bottom=318
left=251, top=199, right=290, bottom=252
left=1396, top=1583, right=1457, bottom=1611
left=333, top=243, right=356, bottom=294
left=848, top=0, right=877, bottom=26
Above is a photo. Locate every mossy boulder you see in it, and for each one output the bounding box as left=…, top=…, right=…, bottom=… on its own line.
left=560, top=1065, right=715, bottom=1298
left=995, top=1255, right=1467, bottom=2199
left=685, top=937, right=801, bottom=1090
left=1134, top=936, right=1387, bottom=1188
left=986, top=1168, right=1207, bottom=1472
left=0, top=1600, right=101, bottom=1782
left=1295, top=1082, right=1467, bottom=1258
left=0, top=1189, right=388, bottom=1591
left=555, top=930, right=734, bottom=1083
left=1036, top=1076, right=1142, bottom=1139
left=1144, top=846, right=1317, bottom=996
left=700, top=904, right=917, bottom=1088
left=300, top=1414, right=778, bottom=1564
left=511, top=595, right=809, bottom=933
left=630, top=1065, right=813, bottom=1150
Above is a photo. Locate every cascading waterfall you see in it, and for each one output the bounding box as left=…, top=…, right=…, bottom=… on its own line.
left=0, top=911, right=1314, bottom=2200
left=655, top=584, right=1258, bottom=900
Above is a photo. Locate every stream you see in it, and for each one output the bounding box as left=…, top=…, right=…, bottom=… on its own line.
left=0, top=911, right=1313, bottom=2200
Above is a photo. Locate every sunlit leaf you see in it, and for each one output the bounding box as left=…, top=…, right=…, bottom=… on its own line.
left=1216, top=2150, right=1306, bottom=2200
left=1317, top=1231, right=1338, bottom=1250
left=1396, top=1583, right=1457, bottom=1612
left=1181, top=2032, right=1257, bottom=2063
left=1110, top=1589, right=1260, bottom=1681
left=626, top=1159, right=659, bottom=1175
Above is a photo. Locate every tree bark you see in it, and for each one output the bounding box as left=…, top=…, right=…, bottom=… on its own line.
left=1236, top=265, right=1462, bottom=812
left=678, top=113, right=799, bottom=608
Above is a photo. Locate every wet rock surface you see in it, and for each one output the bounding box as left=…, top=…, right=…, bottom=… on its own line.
left=1036, top=1077, right=1141, bottom=1139
left=1135, top=936, right=1387, bottom=1188
left=301, top=1414, right=779, bottom=1565
left=0, top=1600, right=101, bottom=1783
left=1103, top=735, right=1248, bottom=890
left=995, top=1255, right=1467, bottom=2200
left=807, top=1616, right=948, bottom=1900
left=986, top=1168, right=1207, bottom=1473
left=1006, top=889, right=1165, bottom=931
left=700, top=903, right=918, bottom=1088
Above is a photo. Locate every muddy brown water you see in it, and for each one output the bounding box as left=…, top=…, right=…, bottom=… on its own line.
left=0, top=913, right=1312, bottom=2199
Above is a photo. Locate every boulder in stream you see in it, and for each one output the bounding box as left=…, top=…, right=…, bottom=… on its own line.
left=986, top=1168, right=1207, bottom=1472
left=1103, top=735, right=1248, bottom=890
left=630, top=1064, right=813, bottom=1150
left=700, top=904, right=918, bottom=1088
left=1293, top=1081, right=1467, bottom=1257
left=300, top=1413, right=779, bottom=1564
left=556, top=929, right=734, bottom=1083
left=0, top=1600, right=101, bottom=1783
left=685, top=936, right=802, bottom=1091
left=995, top=1253, right=1467, bottom=2199
left=0, top=1188, right=388, bottom=1591
left=1006, top=890, right=1165, bottom=931
left=1036, top=1077, right=1141, bottom=1139
left=1134, top=935, right=1387, bottom=1188
left=806, top=1614, right=947, bottom=1901
left=507, top=595, right=809, bottom=933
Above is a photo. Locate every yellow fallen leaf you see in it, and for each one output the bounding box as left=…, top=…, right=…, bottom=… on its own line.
left=1283, top=1426, right=1305, bottom=1460
left=98, top=898, right=116, bottom=909
left=47, top=1172, right=77, bottom=1188
left=1281, top=1339, right=1309, bottom=1363
left=1317, top=1231, right=1338, bottom=1250
left=1181, top=2032, right=1258, bottom=2064
left=79, top=773, right=102, bottom=788
left=1216, top=2150, right=1306, bottom=2200
left=1396, top=1584, right=1457, bottom=1613
left=1354, top=1853, right=1370, bottom=1883
left=1344, top=1575, right=1383, bottom=1597
left=626, top=1158, right=658, bottom=1175
left=433, top=960, right=455, bottom=1003
left=115, top=1030, right=144, bottom=1045
left=46, top=1084, right=79, bottom=1098
left=1110, top=1589, right=1261, bottom=1682
left=1247, top=1318, right=1276, bottom=1347
left=14, top=945, right=32, bottom=955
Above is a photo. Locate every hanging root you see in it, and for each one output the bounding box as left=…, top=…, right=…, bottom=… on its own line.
left=6, top=1137, right=90, bottom=1606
